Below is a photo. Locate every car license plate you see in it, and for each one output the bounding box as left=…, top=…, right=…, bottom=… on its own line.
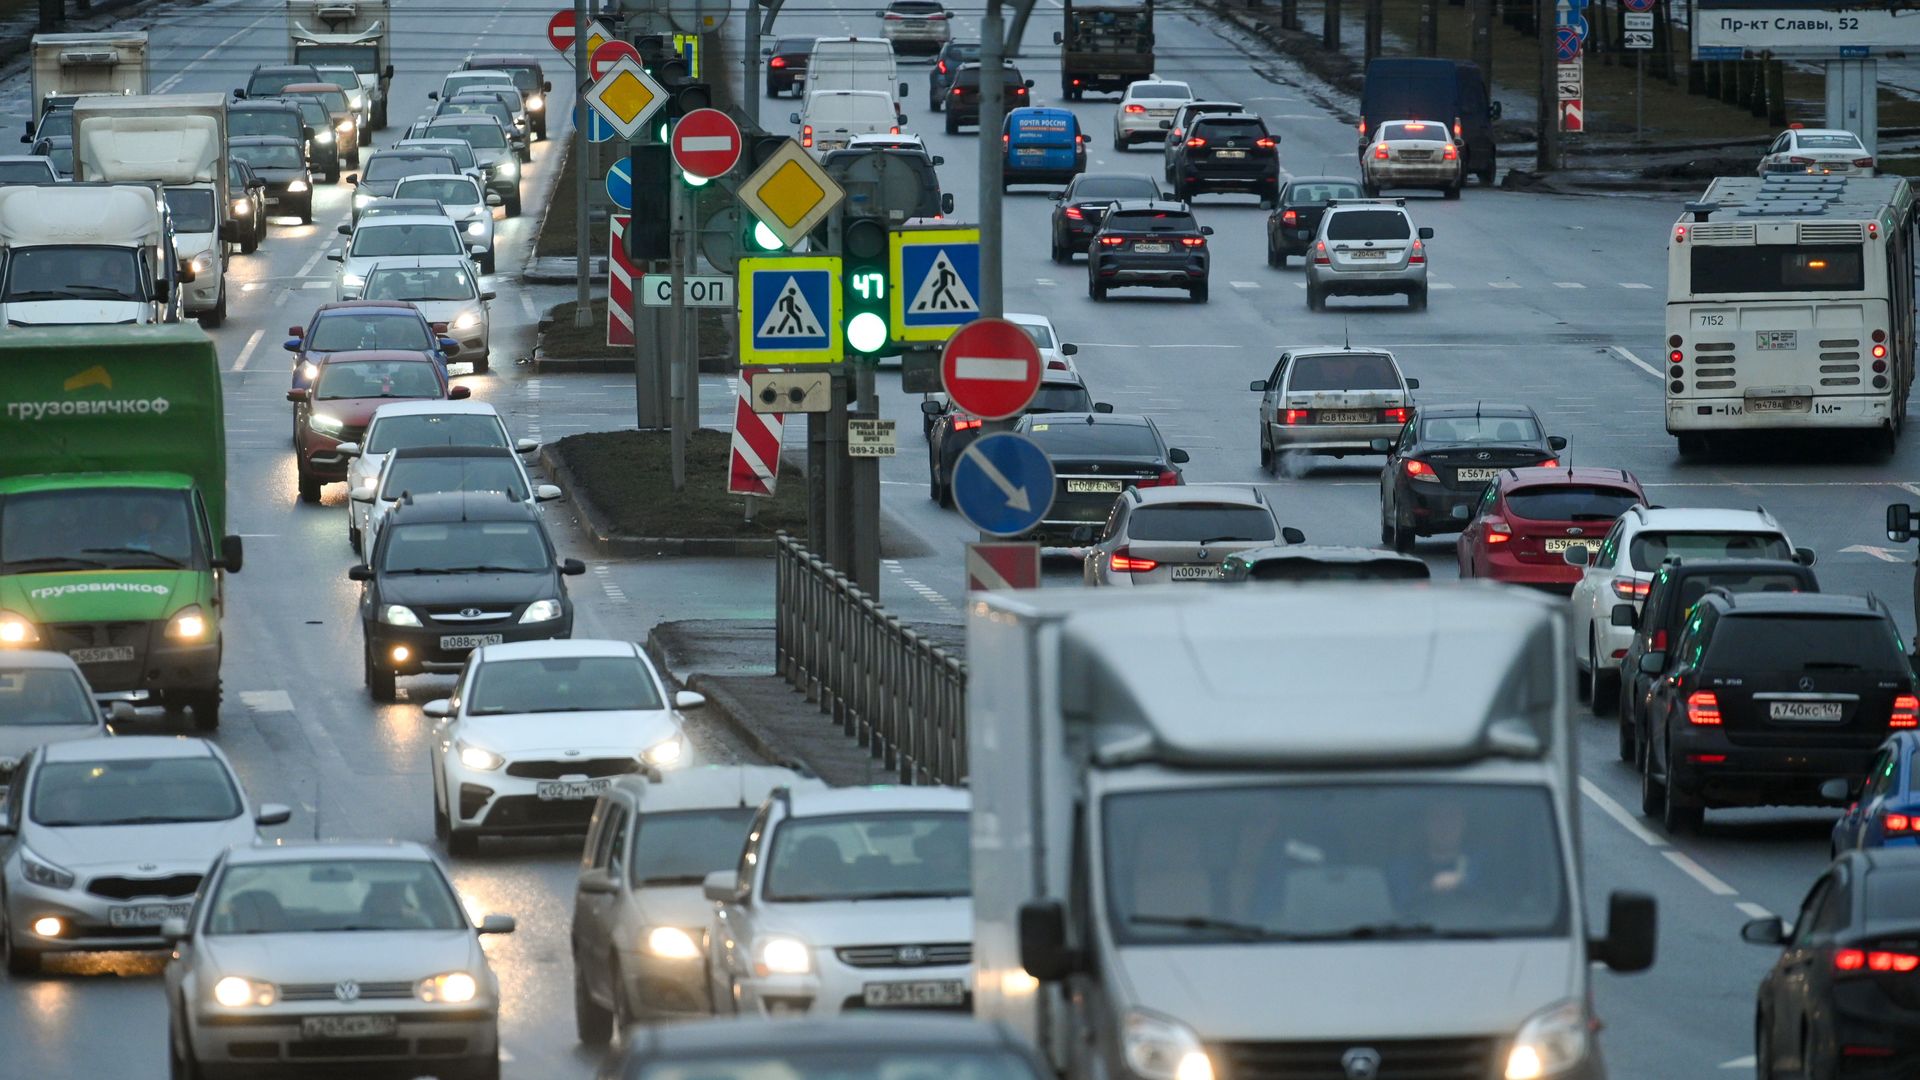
left=300, top=1015, right=399, bottom=1039
left=108, top=902, right=192, bottom=928
left=1542, top=538, right=1582, bottom=553
left=439, top=634, right=504, bottom=650
left=1320, top=410, right=1374, bottom=424
left=1348, top=249, right=1388, bottom=260
left=1017, top=147, right=1045, bottom=157
left=1756, top=330, right=1798, bottom=350
left=1171, top=565, right=1223, bottom=581
left=1132, top=242, right=1170, bottom=253
left=537, top=779, right=611, bottom=801
left=1770, top=701, right=1844, bottom=721
left=1215, top=149, right=1246, bottom=159
left=1454, top=467, right=1500, bottom=482
left=1066, top=479, right=1123, bottom=493
left=862, top=980, right=966, bottom=1007
left=1399, top=150, right=1433, bottom=161
left=69, top=646, right=134, bottom=665
left=1746, top=395, right=1810, bottom=413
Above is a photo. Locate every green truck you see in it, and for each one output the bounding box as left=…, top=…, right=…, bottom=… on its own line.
left=0, top=324, right=242, bottom=728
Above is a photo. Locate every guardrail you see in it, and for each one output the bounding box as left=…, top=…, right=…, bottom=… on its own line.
left=774, top=533, right=967, bottom=785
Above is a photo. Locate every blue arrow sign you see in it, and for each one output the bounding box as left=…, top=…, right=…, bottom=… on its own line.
left=606, top=157, right=632, bottom=211
left=952, top=432, right=1056, bottom=538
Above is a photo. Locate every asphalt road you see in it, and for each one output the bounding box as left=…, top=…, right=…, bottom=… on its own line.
left=2, top=0, right=1916, bottom=1075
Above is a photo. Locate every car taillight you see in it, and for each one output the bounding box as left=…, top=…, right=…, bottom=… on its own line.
left=1409, top=239, right=1425, bottom=264
left=1180, top=236, right=1204, bottom=247
left=1256, top=137, right=1276, bottom=149
left=1047, top=359, right=1069, bottom=370
left=1686, top=691, right=1722, bottom=726
left=1282, top=409, right=1309, bottom=425
left=1538, top=458, right=1558, bottom=468
left=952, top=86, right=963, bottom=95
left=1064, top=206, right=1084, bottom=219
left=937, top=60, right=947, bottom=73
left=1894, top=694, right=1919, bottom=728
left=952, top=418, right=982, bottom=431
left=1124, top=104, right=1146, bottom=113
left=1014, top=86, right=1028, bottom=96
left=1612, top=579, right=1651, bottom=600
left=1886, top=812, right=1916, bottom=833
left=1109, top=547, right=1158, bottom=573
left=1097, top=236, right=1125, bottom=246
left=1484, top=519, right=1512, bottom=544
left=1856, top=157, right=1876, bottom=168
left=891, top=126, right=900, bottom=134
left=1282, top=209, right=1297, bottom=226
left=1357, top=117, right=1367, bottom=135
left=801, top=125, right=813, bottom=148
left=1186, top=136, right=1206, bottom=148
left=1381, top=407, right=1409, bottom=424
left=1650, top=628, right=1668, bottom=652
left=1452, top=117, right=1462, bottom=137
left=770, top=56, right=787, bottom=68
left=1443, top=143, right=1457, bottom=161
left=1404, top=459, right=1438, bottom=481
left=1789, top=156, right=1814, bottom=165
left=1133, top=471, right=1180, bottom=488
left=1373, top=142, right=1389, bottom=159
left=1835, top=949, right=1920, bottom=973
left=1313, top=240, right=1330, bottom=265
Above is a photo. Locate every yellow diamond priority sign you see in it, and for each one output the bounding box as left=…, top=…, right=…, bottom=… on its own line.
left=737, top=138, right=844, bottom=249
left=584, top=55, right=666, bottom=140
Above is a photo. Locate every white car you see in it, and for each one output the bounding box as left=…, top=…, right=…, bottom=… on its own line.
left=1005, top=311, right=1079, bottom=375
left=327, top=214, right=483, bottom=300
left=1565, top=505, right=1808, bottom=714
left=1113, top=79, right=1192, bottom=150
left=426, top=639, right=703, bottom=856
left=393, top=137, right=490, bottom=192
left=703, top=785, right=972, bottom=1017
left=353, top=444, right=559, bottom=557
left=1363, top=119, right=1463, bottom=198
left=339, top=400, right=535, bottom=551
left=1758, top=126, right=1876, bottom=177
left=360, top=256, right=495, bottom=372
left=393, top=174, right=499, bottom=274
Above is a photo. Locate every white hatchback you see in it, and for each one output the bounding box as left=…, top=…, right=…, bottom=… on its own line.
left=352, top=444, right=559, bottom=558
left=339, top=401, right=536, bottom=552
left=1114, top=79, right=1192, bottom=150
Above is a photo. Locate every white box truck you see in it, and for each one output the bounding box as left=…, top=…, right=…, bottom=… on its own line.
left=0, top=182, right=188, bottom=325
left=74, top=94, right=234, bottom=327
left=969, top=585, right=1657, bottom=1080
left=287, top=0, right=394, bottom=130
left=28, top=31, right=148, bottom=115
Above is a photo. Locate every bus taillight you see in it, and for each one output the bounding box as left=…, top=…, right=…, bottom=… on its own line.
left=1674, top=225, right=1687, bottom=243
left=1870, top=222, right=1881, bottom=240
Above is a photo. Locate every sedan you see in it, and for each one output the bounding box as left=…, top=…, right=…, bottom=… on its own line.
left=1113, top=79, right=1191, bottom=149
left=290, top=352, right=468, bottom=504
left=394, top=173, right=500, bottom=273
left=1363, top=119, right=1463, bottom=198
left=1083, top=485, right=1301, bottom=586
left=1251, top=347, right=1417, bottom=471
left=1832, top=732, right=1920, bottom=858
left=361, top=257, right=495, bottom=372
left=435, top=93, right=529, bottom=163
left=1006, top=311, right=1080, bottom=375
left=1048, top=172, right=1164, bottom=261
left=229, top=135, right=312, bottom=226
left=1374, top=402, right=1566, bottom=553
left=426, top=639, right=699, bottom=855
left=878, top=0, right=952, bottom=54
left=1266, top=175, right=1365, bottom=267
left=1015, top=411, right=1188, bottom=545
left=286, top=300, right=457, bottom=392
left=0, top=651, right=109, bottom=790
left=421, top=117, right=521, bottom=216
left=348, top=149, right=461, bottom=221
left=927, top=40, right=979, bottom=109
left=924, top=373, right=1108, bottom=504
left=1456, top=467, right=1645, bottom=594
left=327, top=215, right=483, bottom=300
left=164, top=841, right=513, bottom=1080
left=1, top=736, right=289, bottom=974
left=225, top=157, right=267, bottom=253
left=1086, top=199, right=1212, bottom=302
left=1758, top=125, right=1875, bottom=177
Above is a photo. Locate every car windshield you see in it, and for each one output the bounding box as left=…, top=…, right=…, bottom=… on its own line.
left=32, top=756, right=241, bottom=826
left=1106, top=210, right=1197, bottom=233
left=34, top=111, right=72, bottom=139
left=1071, top=176, right=1159, bottom=201
left=365, top=413, right=508, bottom=453
left=0, top=487, right=197, bottom=571
left=431, top=122, right=506, bottom=149
left=1798, top=133, right=1864, bottom=149
left=232, top=142, right=303, bottom=170
left=395, top=178, right=481, bottom=206
left=1028, top=384, right=1093, bottom=414
left=470, top=65, right=540, bottom=94
left=629, top=808, right=757, bottom=886
left=1129, top=506, right=1276, bottom=542
left=1288, top=353, right=1400, bottom=391
left=350, top=223, right=463, bottom=258
left=249, top=71, right=316, bottom=95
left=1418, top=415, right=1541, bottom=445
left=1703, top=615, right=1906, bottom=671
left=314, top=360, right=442, bottom=401
left=0, top=667, right=97, bottom=728
left=381, top=455, right=526, bottom=501
left=443, top=101, right=513, bottom=127
left=1285, top=180, right=1364, bottom=204
left=310, top=313, right=433, bottom=352
left=1503, top=485, right=1641, bottom=522
left=1024, top=420, right=1160, bottom=457
left=1629, top=531, right=1793, bottom=570
left=1244, top=558, right=1429, bottom=583
left=1105, top=783, right=1567, bottom=944
left=380, top=521, right=549, bottom=573
left=402, top=142, right=477, bottom=169
left=206, top=859, right=466, bottom=935
left=164, top=189, right=217, bottom=233
left=1380, top=121, right=1444, bottom=140
left=445, top=75, right=511, bottom=96
left=467, top=656, right=663, bottom=714
left=3, top=245, right=143, bottom=303
left=635, top=1052, right=1039, bottom=1080
left=1014, top=322, right=1056, bottom=348
left=1326, top=210, right=1412, bottom=240
left=763, top=811, right=970, bottom=902
left=364, top=267, right=474, bottom=303
left=0, top=161, right=54, bottom=183
left=291, top=100, right=330, bottom=128
left=318, top=70, right=358, bottom=93
left=365, top=155, right=455, bottom=181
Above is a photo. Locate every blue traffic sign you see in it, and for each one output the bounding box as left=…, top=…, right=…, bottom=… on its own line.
left=894, top=233, right=981, bottom=337
left=587, top=111, right=616, bottom=143
left=1555, top=26, right=1581, bottom=61
left=740, top=258, right=843, bottom=364
left=952, top=432, right=1056, bottom=538
left=606, top=157, right=632, bottom=211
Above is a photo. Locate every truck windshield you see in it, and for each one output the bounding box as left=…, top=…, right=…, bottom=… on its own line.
left=762, top=811, right=970, bottom=902
left=294, top=45, right=378, bottom=73
left=1, top=488, right=199, bottom=572
left=1104, top=783, right=1568, bottom=943
left=3, top=246, right=144, bottom=304
left=165, top=189, right=217, bottom=233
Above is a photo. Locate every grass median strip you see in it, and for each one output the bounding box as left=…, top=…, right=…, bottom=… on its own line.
left=553, top=428, right=808, bottom=539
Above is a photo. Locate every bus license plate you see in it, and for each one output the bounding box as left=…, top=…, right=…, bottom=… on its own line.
left=1746, top=396, right=1809, bottom=413
left=1756, top=330, right=1798, bottom=350
left=1770, top=701, right=1843, bottom=721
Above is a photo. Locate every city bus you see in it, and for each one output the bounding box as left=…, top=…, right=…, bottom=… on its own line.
left=1665, top=174, right=1916, bottom=456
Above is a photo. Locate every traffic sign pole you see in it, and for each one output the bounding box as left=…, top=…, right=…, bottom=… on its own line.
left=572, top=0, right=592, bottom=329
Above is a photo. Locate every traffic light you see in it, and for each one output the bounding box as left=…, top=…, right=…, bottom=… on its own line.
left=841, top=217, right=892, bottom=357
left=742, top=212, right=785, bottom=254
left=626, top=143, right=671, bottom=262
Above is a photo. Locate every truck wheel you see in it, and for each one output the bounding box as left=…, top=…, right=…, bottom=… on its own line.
left=184, top=687, right=220, bottom=732
left=366, top=641, right=397, bottom=702
left=298, top=472, right=322, bottom=504
left=198, top=288, right=226, bottom=329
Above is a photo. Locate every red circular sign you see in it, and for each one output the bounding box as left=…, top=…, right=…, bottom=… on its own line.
left=672, top=108, right=744, bottom=178
left=940, top=318, right=1042, bottom=421
left=590, top=39, right=641, bottom=79
left=546, top=10, right=576, bottom=53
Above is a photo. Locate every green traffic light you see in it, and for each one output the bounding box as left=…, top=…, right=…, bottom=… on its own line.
left=751, top=220, right=784, bottom=250
left=681, top=170, right=710, bottom=188
left=847, top=311, right=890, bottom=354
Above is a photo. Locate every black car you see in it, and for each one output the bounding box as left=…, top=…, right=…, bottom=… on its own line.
left=924, top=374, right=1110, bottom=505
left=1049, top=173, right=1164, bottom=262
left=1266, top=175, right=1366, bottom=267
left=1086, top=199, right=1212, bottom=303
left=1616, top=558, right=1820, bottom=766
left=348, top=492, right=584, bottom=701
left=238, top=63, right=323, bottom=100
left=226, top=158, right=267, bottom=252
left=945, top=62, right=1031, bottom=132
left=1642, top=591, right=1914, bottom=834
left=1745, top=849, right=1920, bottom=1080
left=1374, top=402, right=1565, bottom=552
left=1013, top=412, right=1188, bottom=545
left=928, top=40, right=980, bottom=109
left=1161, top=100, right=1245, bottom=182
left=271, top=98, right=343, bottom=182
left=230, top=135, right=314, bottom=226
left=1167, top=112, right=1281, bottom=206
left=1220, top=545, right=1430, bottom=583
left=763, top=37, right=813, bottom=97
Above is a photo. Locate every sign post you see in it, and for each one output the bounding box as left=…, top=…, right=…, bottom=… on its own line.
left=1623, top=0, right=1654, bottom=140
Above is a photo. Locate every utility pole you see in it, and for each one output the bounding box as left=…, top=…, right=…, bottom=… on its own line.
left=1474, top=0, right=1494, bottom=85
left=668, top=168, right=689, bottom=489
left=572, top=0, right=593, bottom=328
left=742, top=0, right=760, bottom=128
left=1536, top=0, right=1558, bottom=171
left=977, top=0, right=1004, bottom=318
left=1365, top=0, right=1382, bottom=63
left=1418, top=0, right=1437, bottom=55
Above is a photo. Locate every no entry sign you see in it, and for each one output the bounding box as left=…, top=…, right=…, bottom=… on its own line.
left=672, top=107, right=744, bottom=178
left=940, top=317, right=1041, bottom=421
left=546, top=10, right=575, bottom=53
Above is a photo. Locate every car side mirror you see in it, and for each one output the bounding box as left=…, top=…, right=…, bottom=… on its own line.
left=535, top=484, right=562, bottom=502
left=176, top=262, right=195, bottom=284
left=942, top=192, right=956, bottom=214
left=1200, top=225, right=1214, bottom=235
left=428, top=90, right=439, bottom=100
left=932, top=154, right=946, bottom=166
left=469, top=244, right=487, bottom=259
left=577, top=869, right=617, bottom=895
left=478, top=914, right=515, bottom=935
left=1093, top=402, right=1114, bottom=413
left=1638, top=651, right=1666, bottom=675
left=674, top=690, right=706, bottom=710
left=336, top=442, right=362, bottom=457
left=1061, top=343, right=1079, bottom=356
left=422, top=699, right=452, bottom=718
left=1024, top=79, right=1035, bottom=88
left=1889, top=502, right=1914, bottom=542
left=1794, top=546, right=1817, bottom=567
left=439, top=337, right=462, bottom=354
left=516, top=438, right=539, bottom=454
left=1820, top=778, right=1853, bottom=803
left=900, top=81, right=910, bottom=97
left=351, top=485, right=377, bottom=503
left=1548, top=435, right=1569, bottom=451
left=256, top=803, right=292, bottom=826
left=704, top=869, right=743, bottom=903
left=232, top=88, right=246, bottom=99
left=337, top=223, right=351, bottom=235
left=1405, top=377, right=1420, bottom=390
left=348, top=564, right=374, bottom=582
left=325, top=250, right=343, bottom=262
left=790, top=112, right=801, bottom=125
left=387, top=65, right=398, bottom=79
left=1740, top=915, right=1785, bottom=947
left=1369, top=438, right=1393, bottom=452
left=285, top=388, right=308, bottom=402
left=1018, top=899, right=1080, bottom=980
left=1249, top=379, right=1267, bottom=392
left=1610, top=603, right=1637, bottom=628
left=108, top=701, right=137, bottom=724
left=919, top=399, right=943, bottom=416
left=486, top=192, right=504, bottom=206
left=161, top=917, right=189, bottom=942
left=1282, top=526, right=1306, bottom=545
left=561, top=558, right=586, bottom=576
left=481, top=290, right=497, bottom=301
left=1053, top=30, right=1063, bottom=43
left=1168, top=447, right=1190, bottom=464
left=345, top=174, right=357, bottom=185
left=1490, top=100, right=1504, bottom=119
left=1562, top=544, right=1590, bottom=567
left=448, top=386, right=472, bottom=400
left=219, top=535, right=245, bottom=573
left=1592, top=891, right=1656, bottom=972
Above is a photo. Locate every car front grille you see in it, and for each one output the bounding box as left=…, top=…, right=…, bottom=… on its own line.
left=277, top=980, right=415, bottom=1002
left=835, top=943, right=972, bottom=968
left=1217, top=1037, right=1500, bottom=1080
left=504, top=757, right=639, bottom=779
left=86, top=873, right=202, bottom=900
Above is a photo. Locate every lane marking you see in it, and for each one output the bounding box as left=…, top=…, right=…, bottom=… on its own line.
left=1620, top=282, right=1652, bottom=289
left=1735, top=902, right=1775, bottom=921
left=519, top=294, right=538, bottom=320
left=155, top=11, right=271, bottom=93
left=1663, top=850, right=1739, bottom=895
left=1554, top=281, right=1586, bottom=289
left=1609, top=345, right=1662, bottom=380
left=1430, top=282, right=1455, bottom=290
left=1229, top=280, right=1259, bottom=289
left=239, top=690, right=295, bottom=713
left=1489, top=281, right=1520, bottom=289
left=301, top=281, right=332, bottom=290
left=1578, top=777, right=1667, bottom=848
left=231, top=329, right=265, bottom=372
left=1719, top=1056, right=1758, bottom=1070
left=296, top=244, right=331, bottom=278
left=1842, top=544, right=1904, bottom=562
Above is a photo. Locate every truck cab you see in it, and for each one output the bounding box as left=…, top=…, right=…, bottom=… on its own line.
left=0, top=182, right=186, bottom=326
left=287, top=0, right=394, bottom=130
left=1054, top=1, right=1154, bottom=100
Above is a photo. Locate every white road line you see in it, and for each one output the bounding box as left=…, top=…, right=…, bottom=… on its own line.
left=301, top=281, right=331, bottom=290
left=1489, top=281, right=1520, bottom=289
left=1663, top=850, right=1739, bottom=895
left=1553, top=281, right=1585, bottom=289
left=1429, top=282, right=1455, bottom=290
left=231, top=329, right=265, bottom=372
left=155, top=12, right=271, bottom=93
left=1902, top=482, right=1920, bottom=499
left=296, top=244, right=330, bottom=279
left=238, top=690, right=294, bottom=713
left=1620, top=282, right=1652, bottom=289
left=1229, top=280, right=1259, bottom=289
left=1578, top=778, right=1667, bottom=848
left=1609, top=345, right=1662, bottom=380
left=1719, top=1056, right=1758, bottom=1070
left=519, top=294, right=538, bottom=320
left=241, top=282, right=264, bottom=292
left=1735, top=902, right=1775, bottom=921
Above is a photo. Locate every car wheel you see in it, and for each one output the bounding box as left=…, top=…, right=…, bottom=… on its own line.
left=459, top=1053, right=501, bottom=1080
left=1189, top=282, right=1208, bottom=303
left=1409, top=287, right=1428, bottom=311
left=1259, top=432, right=1274, bottom=472
left=505, top=193, right=522, bottom=217
left=349, top=526, right=362, bottom=555
left=1589, top=632, right=1620, bottom=714
left=366, top=640, right=396, bottom=702
left=1443, top=181, right=1462, bottom=200
left=945, top=114, right=959, bottom=135
left=1640, top=730, right=1666, bottom=816
left=325, top=166, right=340, bottom=184
left=471, top=351, right=490, bottom=375
left=299, top=199, right=314, bottom=225
left=433, top=781, right=450, bottom=841
left=1265, top=241, right=1278, bottom=268
left=297, top=472, right=322, bottom=504
left=198, top=287, right=226, bottom=329
left=1050, top=234, right=1067, bottom=264
left=928, top=460, right=943, bottom=503
left=1088, top=278, right=1106, bottom=301
left=169, top=1023, right=203, bottom=1080
left=1, top=901, right=42, bottom=977
left=240, top=231, right=259, bottom=255
left=1617, top=688, right=1637, bottom=763
left=1661, top=735, right=1704, bottom=833
left=1380, top=513, right=1394, bottom=546
left=447, top=826, right=480, bottom=857
left=1305, top=283, right=1325, bottom=311
left=575, top=963, right=614, bottom=1045
left=1391, top=516, right=1415, bottom=554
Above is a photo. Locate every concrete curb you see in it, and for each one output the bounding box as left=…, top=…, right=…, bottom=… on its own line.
left=539, top=443, right=777, bottom=558
left=641, top=629, right=819, bottom=774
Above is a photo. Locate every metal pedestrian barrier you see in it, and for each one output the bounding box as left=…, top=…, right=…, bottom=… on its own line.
left=774, top=533, right=968, bottom=786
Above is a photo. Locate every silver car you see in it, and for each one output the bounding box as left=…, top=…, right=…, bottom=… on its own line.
left=0, top=652, right=110, bottom=791
left=355, top=445, right=558, bottom=558
left=1304, top=199, right=1434, bottom=311
left=0, top=736, right=289, bottom=973
left=1251, top=347, right=1418, bottom=469
left=1082, top=485, right=1301, bottom=586
left=327, top=214, right=482, bottom=300
left=163, top=840, right=514, bottom=1080
left=1362, top=119, right=1463, bottom=197
left=361, top=257, right=496, bottom=371
left=393, top=173, right=500, bottom=273
left=571, top=764, right=823, bottom=1038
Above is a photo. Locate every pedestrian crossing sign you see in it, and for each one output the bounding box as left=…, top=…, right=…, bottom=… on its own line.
left=890, top=228, right=982, bottom=342
left=739, top=256, right=843, bottom=365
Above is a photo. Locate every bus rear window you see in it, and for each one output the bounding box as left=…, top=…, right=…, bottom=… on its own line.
left=1689, top=245, right=1864, bottom=293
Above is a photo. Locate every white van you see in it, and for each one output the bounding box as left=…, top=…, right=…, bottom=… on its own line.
left=806, top=36, right=906, bottom=108
left=792, top=90, right=902, bottom=156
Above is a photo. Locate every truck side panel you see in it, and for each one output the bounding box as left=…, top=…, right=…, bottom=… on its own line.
left=30, top=32, right=149, bottom=108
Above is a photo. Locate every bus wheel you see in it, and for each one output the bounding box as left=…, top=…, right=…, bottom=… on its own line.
left=1874, top=423, right=1898, bottom=458
left=1676, top=433, right=1709, bottom=459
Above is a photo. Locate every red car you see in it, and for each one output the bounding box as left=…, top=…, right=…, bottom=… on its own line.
left=1456, top=466, right=1646, bottom=593
left=285, top=299, right=458, bottom=395
left=288, top=351, right=467, bottom=503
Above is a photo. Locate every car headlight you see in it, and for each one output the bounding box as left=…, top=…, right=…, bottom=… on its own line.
left=0, top=610, right=39, bottom=646
left=336, top=119, right=355, bottom=133
left=646, top=926, right=701, bottom=960
left=341, top=272, right=365, bottom=289
left=756, top=935, right=812, bottom=975
left=212, top=975, right=277, bottom=1008
left=456, top=742, right=503, bottom=771
left=301, top=361, right=319, bottom=382
left=19, top=847, right=74, bottom=890
left=465, top=220, right=487, bottom=237
left=1505, top=1000, right=1589, bottom=1079
left=494, top=160, right=517, bottom=178
left=380, top=604, right=421, bottom=627
left=643, top=734, right=686, bottom=767
left=1122, top=1010, right=1214, bottom=1080
left=188, top=253, right=216, bottom=275
left=518, top=599, right=562, bottom=624
left=232, top=198, right=252, bottom=216
left=348, top=94, right=364, bottom=109
left=451, top=310, right=481, bottom=330
left=353, top=193, right=372, bottom=208
left=526, top=94, right=544, bottom=110
left=287, top=179, right=309, bottom=193
left=310, top=412, right=346, bottom=435
left=315, top=131, right=335, bottom=145
left=166, top=605, right=209, bottom=641
left=416, top=971, right=478, bottom=1003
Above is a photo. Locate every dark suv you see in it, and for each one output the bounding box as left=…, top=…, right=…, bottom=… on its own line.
left=348, top=492, right=584, bottom=701
left=1641, top=591, right=1914, bottom=834
left=764, top=37, right=814, bottom=97
left=1086, top=199, right=1213, bottom=303
left=928, top=40, right=980, bottom=109
left=945, top=62, right=1031, bottom=132
left=1166, top=112, right=1281, bottom=206
left=1615, top=558, right=1820, bottom=766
